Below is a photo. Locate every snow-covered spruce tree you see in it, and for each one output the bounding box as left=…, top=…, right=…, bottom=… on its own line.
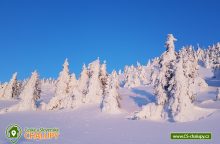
left=78, top=64, right=89, bottom=103
left=196, top=46, right=205, bottom=62
left=205, top=43, right=220, bottom=68
left=179, top=46, right=208, bottom=102
left=112, top=70, right=120, bottom=89
left=150, top=57, right=160, bottom=85
left=204, top=52, right=211, bottom=69
left=133, top=68, right=141, bottom=86
left=85, top=58, right=103, bottom=104
left=67, top=73, right=82, bottom=108
left=216, top=88, right=220, bottom=101
left=140, top=66, right=151, bottom=85
left=150, top=34, right=177, bottom=89
left=101, top=70, right=121, bottom=114
left=168, top=58, right=193, bottom=122
left=0, top=82, right=7, bottom=98
left=155, top=34, right=177, bottom=105
left=100, top=60, right=108, bottom=97
left=124, top=65, right=132, bottom=88
left=133, top=34, right=178, bottom=121
left=165, top=34, right=177, bottom=55
left=3, top=72, right=19, bottom=99
left=124, top=65, right=141, bottom=88
left=47, top=59, right=72, bottom=110
left=0, top=71, right=41, bottom=113
left=136, top=62, right=149, bottom=85
left=179, top=46, right=197, bottom=102
left=19, top=71, right=41, bottom=110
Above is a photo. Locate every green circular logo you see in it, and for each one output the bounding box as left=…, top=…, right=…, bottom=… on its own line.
left=6, top=124, right=22, bottom=144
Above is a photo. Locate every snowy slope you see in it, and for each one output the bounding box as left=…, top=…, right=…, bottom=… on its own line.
left=0, top=66, right=220, bottom=144
left=0, top=104, right=220, bottom=144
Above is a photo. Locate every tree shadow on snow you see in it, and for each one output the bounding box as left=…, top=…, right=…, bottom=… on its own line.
left=130, top=88, right=156, bottom=107
left=205, top=78, right=220, bottom=87
left=205, top=69, right=220, bottom=87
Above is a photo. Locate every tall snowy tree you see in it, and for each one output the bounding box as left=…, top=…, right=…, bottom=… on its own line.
left=154, top=34, right=177, bottom=105
left=133, top=34, right=212, bottom=122
left=78, top=64, right=89, bottom=103
left=47, top=59, right=72, bottom=110
left=134, top=34, right=182, bottom=121
left=85, top=58, right=103, bottom=104
left=101, top=71, right=121, bottom=114
left=3, top=72, right=19, bottom=99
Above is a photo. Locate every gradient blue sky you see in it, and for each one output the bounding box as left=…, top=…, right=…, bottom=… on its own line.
left=0, top=0, right=220, bottom=82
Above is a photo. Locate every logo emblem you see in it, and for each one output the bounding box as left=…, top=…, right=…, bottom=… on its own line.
left=6, top=124, right=22, bottom=144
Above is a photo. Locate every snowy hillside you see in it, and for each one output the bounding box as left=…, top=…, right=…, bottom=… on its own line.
left=0, top=34, right=220, bottom=143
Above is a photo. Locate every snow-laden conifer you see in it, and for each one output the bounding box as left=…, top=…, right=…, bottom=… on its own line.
left=3, top=72, right=19, bottom=99
left=47, top=59, right=72, bottom=110
left=101, top=70, right=120, bottom=114
left=0, top=71, right=41, bottom=113
left=78, top=64, right=89, bottom=103
left=85, top=58, right=103, bottom=104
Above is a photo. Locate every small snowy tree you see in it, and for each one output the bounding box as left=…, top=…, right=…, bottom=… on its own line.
left=100, top=61, right=108, bottom=96
left=47, top=59, right=72, bottom=110
left=205, top=53, right=210, bottom=68
left=124, top=66, right=134, bottom=88
left=3, top=72, right=19, bottom=99
left=196, top=46, right=204, bottom=61
left=146, top=60, right=151, bottom=68
left=0, top=83, right=7, bottom=98
left=111, top=70, right=120, bottom=89
left=78, top=64, right=89, bottom=103
left=101, top=71, right=121, bottom=114
left=68, top=73, right=83, bottom=108
left=216, top=88, right=220, bottom=101
left=124, top=65, right=141, bottom=88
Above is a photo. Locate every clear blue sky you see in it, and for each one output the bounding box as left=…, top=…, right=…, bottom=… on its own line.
left=0, top=0, right=220, bottom=82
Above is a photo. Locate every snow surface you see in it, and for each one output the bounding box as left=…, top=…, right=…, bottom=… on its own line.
left=0, top=104, right=220, bottom=144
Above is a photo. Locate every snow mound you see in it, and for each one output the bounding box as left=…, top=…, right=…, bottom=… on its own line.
left=132, top=103, right=168, bottom=121
left=132, top=103, right=216, bottom=122
left=174, top=106, right=216, bottom=122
